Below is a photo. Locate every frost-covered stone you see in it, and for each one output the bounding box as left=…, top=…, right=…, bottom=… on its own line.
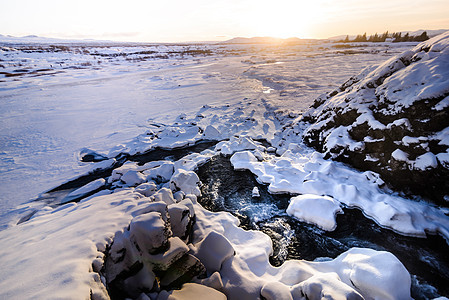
left=173, top=191, right=185, bottom=202
left=184, top=194, right=198, bottom=204
left=110, top=162, right=139, bottom=183
left=334, top=248, right=411, bottom=300
left=122, top=266, right=157, bottom=298
left=199, top=271, right=224, bottom=291
left=79, top=148, right=109, bottom=162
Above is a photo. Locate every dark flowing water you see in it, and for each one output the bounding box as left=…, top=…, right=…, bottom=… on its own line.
left=32, top=144, right=449, bottom=299
left=197, top=155, right=449, bottom=299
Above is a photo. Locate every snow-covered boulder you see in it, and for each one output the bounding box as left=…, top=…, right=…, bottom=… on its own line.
left=193, top=231, right=235, bottom=275
left=170, top=169, right=202, bottom=197
left=302, top=31, right=449, bottom=204
left=105, top=200, right=205, bottom=298
left=286, top=194, right=342, bottom=231
left=157, top=282, right=226, bottom=300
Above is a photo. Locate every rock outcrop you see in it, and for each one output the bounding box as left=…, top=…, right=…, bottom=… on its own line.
left=302, top=31, right=449, bottom=204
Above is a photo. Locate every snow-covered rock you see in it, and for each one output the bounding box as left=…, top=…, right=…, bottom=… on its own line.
left=121, top=170, right=147, bottom=187
left=286, top=194, right=342, bottom=231
left=192, top=202, right=412, bottom=300
left=157, top=282, right=226, bottom=300
left=193, top=230, right=235, bottom=275
left=302, top=31, right=449, bottom=204
left=135, top=181, right=158, bottom=197
left=144, top=161, right=175, bottom=183
left=170, top=169, right=202, bottom=197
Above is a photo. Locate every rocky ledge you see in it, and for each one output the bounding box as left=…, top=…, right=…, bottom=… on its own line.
left=302, top=32, right=449, bottom=205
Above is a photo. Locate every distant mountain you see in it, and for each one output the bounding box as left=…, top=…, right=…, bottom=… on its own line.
left=0, top=34, right=115, bottom=44
left=329, top=29, right=448, bottom=41
left=220, top=36, right=309, bottom=44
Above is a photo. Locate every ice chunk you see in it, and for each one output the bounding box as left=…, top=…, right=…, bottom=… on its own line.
left=203, top=125, right=221, bottom=140
left=251, top=187, right=260, bottom=198
left=230, top=151, right=258, bottom=170
left=61, top=178, right=105, bottom=204
left=217, top=136, right=264, bottom=155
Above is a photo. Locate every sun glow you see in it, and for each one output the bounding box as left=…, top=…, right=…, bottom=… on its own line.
left=0, top=0, right=448, bottom=42
left=240, top=0, right=327, bottom=39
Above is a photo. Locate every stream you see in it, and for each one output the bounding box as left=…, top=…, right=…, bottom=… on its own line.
left=197, top=155, right=449, bottom=300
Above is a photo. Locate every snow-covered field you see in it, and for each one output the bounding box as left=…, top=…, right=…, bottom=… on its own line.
left=0, top=40, right=411, bottom=227
left=1, top=37, right=448, bottom=299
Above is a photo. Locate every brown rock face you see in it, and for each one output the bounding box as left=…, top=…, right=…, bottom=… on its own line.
left=302, top=32, right=449, bottom=205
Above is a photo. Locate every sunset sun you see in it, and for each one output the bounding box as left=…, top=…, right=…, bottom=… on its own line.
left=242, top=0, right=326, bottom=38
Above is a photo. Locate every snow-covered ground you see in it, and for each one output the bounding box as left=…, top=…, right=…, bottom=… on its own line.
left=0, top=40, right=409, bottom=228
left=1, top=37, right=448, bottom=299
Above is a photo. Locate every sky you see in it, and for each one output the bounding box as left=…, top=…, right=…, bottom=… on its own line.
left=1, top=0, right=448, bottom=42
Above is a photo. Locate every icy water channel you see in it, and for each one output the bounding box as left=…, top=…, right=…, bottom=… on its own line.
left=197, top=155, right=449, bottom=300
left=30, top=142, right=449, bottom=299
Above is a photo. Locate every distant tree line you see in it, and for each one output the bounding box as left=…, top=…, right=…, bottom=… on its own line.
left=340, top=31, right=429, bottom=43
